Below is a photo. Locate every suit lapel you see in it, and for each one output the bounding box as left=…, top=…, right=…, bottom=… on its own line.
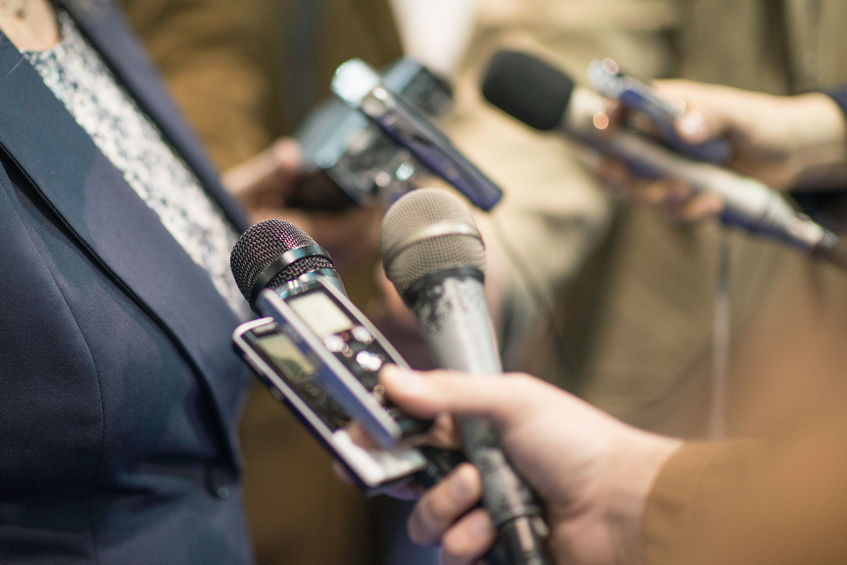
left=61, top=0, right=249, bottom=232
left=0, top=1, right=249, bottom=455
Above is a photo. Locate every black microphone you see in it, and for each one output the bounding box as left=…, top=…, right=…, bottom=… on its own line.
left=380, top=188, right=550, bottom=565
left=331, top=58, right=504, bottom=212
left=481, top=49, right=847, bottom=270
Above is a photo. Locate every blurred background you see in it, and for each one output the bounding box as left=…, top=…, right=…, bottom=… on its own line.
left=116, top=1, right=847, bottom=563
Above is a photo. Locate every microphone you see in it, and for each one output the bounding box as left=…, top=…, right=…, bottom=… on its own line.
left=380, top=188, right=550, bottom=565
left=293, top=58, right=454, bottom=209
left=330, top=58, right=504, bottom=212
left=481, top=49, right=847, bottom=270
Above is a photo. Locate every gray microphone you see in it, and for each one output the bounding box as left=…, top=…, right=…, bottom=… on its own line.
left=481, top=49, right=847, bottom=270
left=380, top=188, right=550, bottom=565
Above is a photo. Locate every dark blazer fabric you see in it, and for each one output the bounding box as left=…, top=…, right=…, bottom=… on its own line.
left=0, top=1, right=255, bottom=563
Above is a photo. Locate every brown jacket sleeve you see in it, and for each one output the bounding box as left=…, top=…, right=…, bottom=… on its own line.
left=643, top=424, right=847, bottom=565
left=642, top=256, right=847, bottom=565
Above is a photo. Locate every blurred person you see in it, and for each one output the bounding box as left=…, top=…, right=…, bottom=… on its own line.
left=118, top=1, right=416, bottom=563
left=0, top=0, right=294, bottom=562
left=380, top=78, right=847, bottom=565
left=532, top=0, right=847, bottom=439
left=118, top=1, right=685, bottom=563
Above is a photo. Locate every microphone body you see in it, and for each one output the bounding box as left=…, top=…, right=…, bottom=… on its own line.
left=331, top=58, right=504, bottom=211
left=563, top=88, right=832, bottom=248
left=481, top=50, right=843, bottom=262
left=381, top=189, right=550, bottom=565
left=407, top=268, right=501, bottom=374
left=413, top=271, right=548, bottom=565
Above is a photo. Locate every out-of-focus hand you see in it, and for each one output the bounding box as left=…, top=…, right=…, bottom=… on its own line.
left=595, top=80, right=847, bottom=222
left=379, top=366, right=682, bottom=565
left=223, top=137, right=302, bottom=221
left=223, top=137, right=382, bottom=272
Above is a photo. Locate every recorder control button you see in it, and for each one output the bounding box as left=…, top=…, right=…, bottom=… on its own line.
left=351, top=326, right=373, bottom=344
left=355, top=350, right=384, bottom=372
left=324, top=335, right=345, bottom=353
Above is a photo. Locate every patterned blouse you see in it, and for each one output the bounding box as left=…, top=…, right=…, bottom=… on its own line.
left=22, top=10, right=250, bottom=319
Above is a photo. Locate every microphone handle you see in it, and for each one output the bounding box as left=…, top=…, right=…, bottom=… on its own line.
left=410, top=274, right=550, bottom=564
left=415, top=446, right=546, bottom=565
left=457, top=418, right=550, bottom=565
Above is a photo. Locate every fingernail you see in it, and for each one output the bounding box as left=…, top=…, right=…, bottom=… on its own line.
left=381, top=365, right=420, bottom=392
left=450, top=470, right=473, bottom=503
left=677, top=110, right=708, bottom=140
left=469, top=512, right=495, bottom=540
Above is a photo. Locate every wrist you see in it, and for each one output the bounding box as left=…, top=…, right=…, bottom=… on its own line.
left=778, top=92, right=847, bottom=188
left=602, top=428, right=682, bottom=565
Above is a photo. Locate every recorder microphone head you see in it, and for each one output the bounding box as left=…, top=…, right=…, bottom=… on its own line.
left=230, top=219, right=338, bottom=306
left=379, top=188, right=486, bottom=300
left=481, top=49, right=575, bottom=131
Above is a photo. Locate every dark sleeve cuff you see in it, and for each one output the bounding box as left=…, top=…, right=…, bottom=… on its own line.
left=823, top=85, right=847, bottom=117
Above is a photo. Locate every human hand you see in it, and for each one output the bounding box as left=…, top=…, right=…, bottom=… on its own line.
left=223, top=137, right=303, bottom=221
left=379, top=366, right=682, bottom=565
left=596, top=80, right=847, bottom=221
left=223, top=137, right=383, bottom=272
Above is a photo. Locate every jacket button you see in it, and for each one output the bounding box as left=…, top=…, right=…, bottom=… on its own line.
left=205, top=462, right=236, bottom=499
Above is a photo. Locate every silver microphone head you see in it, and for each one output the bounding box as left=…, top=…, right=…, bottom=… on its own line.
left=380, top=188, right=486, bottom=298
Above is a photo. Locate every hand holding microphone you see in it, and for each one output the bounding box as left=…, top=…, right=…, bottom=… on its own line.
left=599, top=79, right=847, bottom=220
left=380, top=188, right=550, bottom=565
left=481, top=50, right=847, bottom=269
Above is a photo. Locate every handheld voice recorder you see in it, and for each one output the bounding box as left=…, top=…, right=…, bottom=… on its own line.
left=233, top=316, right=430, bottom=492
left=248, top=276, right=432, bottom=450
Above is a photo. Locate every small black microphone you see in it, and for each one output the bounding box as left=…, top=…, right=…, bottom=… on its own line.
left=230, top=219, right=342, bottom=308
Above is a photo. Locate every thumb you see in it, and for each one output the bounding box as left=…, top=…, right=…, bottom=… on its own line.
left=674, top=109, right=718, bottom=144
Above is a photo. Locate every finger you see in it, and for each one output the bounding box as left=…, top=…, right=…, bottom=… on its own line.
left=407, top=462, right=483, bottom=546
left=331, top=460, right=355, bottom=485
left=379, top=366, right=547, bottom=426
left=593, top=158, right=632, bottom=193
left=222, top=137, right=302, bottom=198
left=268, top=137, right=302, bottom=181
left=674, top=109, right=717, bottom=144
left=345, top=421, right=382, bottom=449
left=676, top=191, right=725, bottom=221
left=440, top=508, right=497, bottom=565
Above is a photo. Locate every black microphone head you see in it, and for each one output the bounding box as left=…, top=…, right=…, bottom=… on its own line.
left=230, top=219, right=336, bottom=305
left=380, top=188, right=485, bottom=298
left=481, top=49, right=575, bottom=131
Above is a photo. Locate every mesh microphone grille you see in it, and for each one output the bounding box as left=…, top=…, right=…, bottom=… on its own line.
left=481, top=49, right=575, bottom=131
left=380, top=188, right=485, bottom=296
left=230, top=219, right=336, bottom=300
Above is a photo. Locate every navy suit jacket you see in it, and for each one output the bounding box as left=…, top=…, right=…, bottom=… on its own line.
left=0, top=1, right=256, bottom=562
